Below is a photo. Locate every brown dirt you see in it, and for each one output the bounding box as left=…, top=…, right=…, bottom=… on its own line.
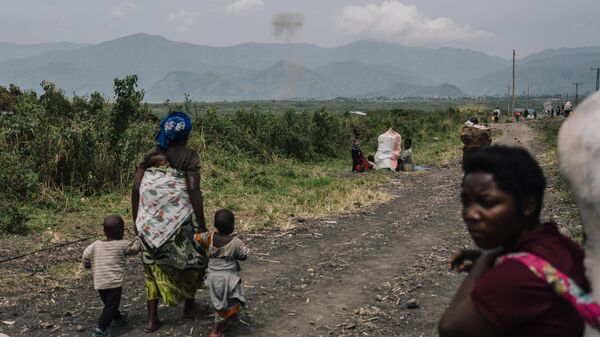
left=0, top=121, right=580, bottom=337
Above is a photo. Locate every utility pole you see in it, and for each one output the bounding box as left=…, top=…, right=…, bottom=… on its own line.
left=573, top=82, right=583, bottom=106
left=507, top=84, right=511, bottom=119
left=511, top=50, right=516, bottom=115
left=592, top=68, right=600, bottom=91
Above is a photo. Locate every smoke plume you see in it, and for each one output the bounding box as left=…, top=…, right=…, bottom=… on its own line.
left=272, top=12, right=304, bottom=41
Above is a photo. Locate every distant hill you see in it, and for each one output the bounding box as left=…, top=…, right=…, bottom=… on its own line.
left=315, top=61, right=428, bottom=96
left=365, top=82, right=464, bottom=98
left=523, top=47, right=600, bottom=63
left=464, top=47, right=600, bottom=96
left=330, top=41, right=509, bottom=84
left=1, top=34, right=598, bottom=100
left=148, top=61, right=340, bottom=101
left=0, top=41, right=89, bottom=63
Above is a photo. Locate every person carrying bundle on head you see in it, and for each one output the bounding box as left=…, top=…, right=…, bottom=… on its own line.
left=460, top=117, right=492, bottom=162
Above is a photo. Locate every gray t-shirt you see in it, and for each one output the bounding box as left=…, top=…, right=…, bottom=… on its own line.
left=82, top=240, right=140, bottom=290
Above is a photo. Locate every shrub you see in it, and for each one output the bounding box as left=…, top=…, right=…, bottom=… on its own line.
left=0, top=73, right=470, bottom=234
left=0, top=76, right=154, bottom=233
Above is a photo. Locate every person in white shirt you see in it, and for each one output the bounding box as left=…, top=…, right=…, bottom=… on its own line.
left=492, top=107, right=500, bottom=123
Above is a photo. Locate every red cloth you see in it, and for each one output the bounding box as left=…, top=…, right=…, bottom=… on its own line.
left=472, top=222, right=588, bottom=337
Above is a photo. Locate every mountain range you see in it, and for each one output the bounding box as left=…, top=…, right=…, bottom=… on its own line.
left=0, top=34, right=598, bottom=101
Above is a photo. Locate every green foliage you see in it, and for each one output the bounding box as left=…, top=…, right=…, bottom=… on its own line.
left=1, top=79, right=470, bottom=234
left=110, top=75, right=145, bottom=146
left=274, top=110, right=314, bottom=160
left=0, top=76, right=154, bottom=234
left=71, top=94, right=90, bottom=114
left=39, top=82, right=72, bottom=117
left=313, top=108, right=342, bottom=157
left=198, top=107, right=340, bottom=161
left=89, top=91, right=105, bottom=115
left=0, top=84, right=22, bottom=112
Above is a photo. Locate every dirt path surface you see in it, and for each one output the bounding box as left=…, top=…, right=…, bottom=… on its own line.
left=0, top=121, right=575, bottom=337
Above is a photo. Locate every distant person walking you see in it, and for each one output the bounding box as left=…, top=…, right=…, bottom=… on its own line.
left=492, top=107, right=500, bottom=123
left=564, top=101, right=573, bottom=117
left=460, top=117, right=492, bottom=162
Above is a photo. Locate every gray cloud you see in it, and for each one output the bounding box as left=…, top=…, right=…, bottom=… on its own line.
left=272, top=12, right=304, bottom=41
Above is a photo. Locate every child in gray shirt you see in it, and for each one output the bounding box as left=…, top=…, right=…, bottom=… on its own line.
left=82, top=215, right=140, bottom=337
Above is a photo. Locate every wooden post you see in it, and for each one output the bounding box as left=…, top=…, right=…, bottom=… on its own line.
left=512, top=50, right=516, bottom=116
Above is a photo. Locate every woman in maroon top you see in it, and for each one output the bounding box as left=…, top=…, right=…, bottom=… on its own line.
left=439, top=146, right=589, bottom=337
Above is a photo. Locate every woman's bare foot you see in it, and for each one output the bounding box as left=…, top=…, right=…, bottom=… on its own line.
left=144, top=320, right=163, bottom=333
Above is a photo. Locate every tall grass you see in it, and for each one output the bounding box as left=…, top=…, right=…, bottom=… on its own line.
left=1, top=78, right=471, bottom=234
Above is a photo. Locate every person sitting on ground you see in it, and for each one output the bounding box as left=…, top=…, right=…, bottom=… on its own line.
left=350, top=127, right=364, bottom=173
left=439, top=146, right=590, bottom=337
left=82, top=215, right=141, bottom=337
left=195, top=209, right=250, bottom=337
left=460, top=117, right=492, bottom=162
left=396, top=138, right=414, bottom=172
left=367, top=155, right=375, bottom=170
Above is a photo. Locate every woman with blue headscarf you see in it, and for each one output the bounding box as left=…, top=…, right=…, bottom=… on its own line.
left=132, top=111, right=207, bottom=333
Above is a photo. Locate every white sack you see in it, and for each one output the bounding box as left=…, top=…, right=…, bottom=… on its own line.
left=374, top=128, right=402, bottom=170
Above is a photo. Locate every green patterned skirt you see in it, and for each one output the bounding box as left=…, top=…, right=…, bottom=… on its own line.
left=142, top=219, right=207, bottom=306
left=144, top=264, right=204, bottom=305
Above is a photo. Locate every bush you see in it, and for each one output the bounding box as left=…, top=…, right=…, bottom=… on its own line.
left=0, top=76, right=153, bottom=233
left=0, top=73, right=470, bottom=234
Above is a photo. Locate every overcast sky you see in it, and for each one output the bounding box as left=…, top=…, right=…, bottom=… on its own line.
left=3, top=0, right=599, bottom=58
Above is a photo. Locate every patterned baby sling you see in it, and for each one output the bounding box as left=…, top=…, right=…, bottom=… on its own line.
left=136, top=167, right=193, bottom=249
left=497, top=252, right=600, bottom=329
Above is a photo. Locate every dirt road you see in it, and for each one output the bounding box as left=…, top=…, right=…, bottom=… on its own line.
left=0, top=121, right=576, bottom=337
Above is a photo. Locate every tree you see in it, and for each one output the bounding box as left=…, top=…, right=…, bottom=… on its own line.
left=0, top=84, right=23, bottom=112
left=89, top=91, right=105, bottom=115
left=71, top=94, right=89, bottom=114
left=110, top=75, right=144, bottom=146
left=39, top=80, right=72, bottom=117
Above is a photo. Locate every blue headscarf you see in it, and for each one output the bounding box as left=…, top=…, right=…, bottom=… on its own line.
left=156, top=111, right=192, bottom=150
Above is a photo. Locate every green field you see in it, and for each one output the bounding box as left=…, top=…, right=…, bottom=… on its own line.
left=0, top=77, right=562, bottom=242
